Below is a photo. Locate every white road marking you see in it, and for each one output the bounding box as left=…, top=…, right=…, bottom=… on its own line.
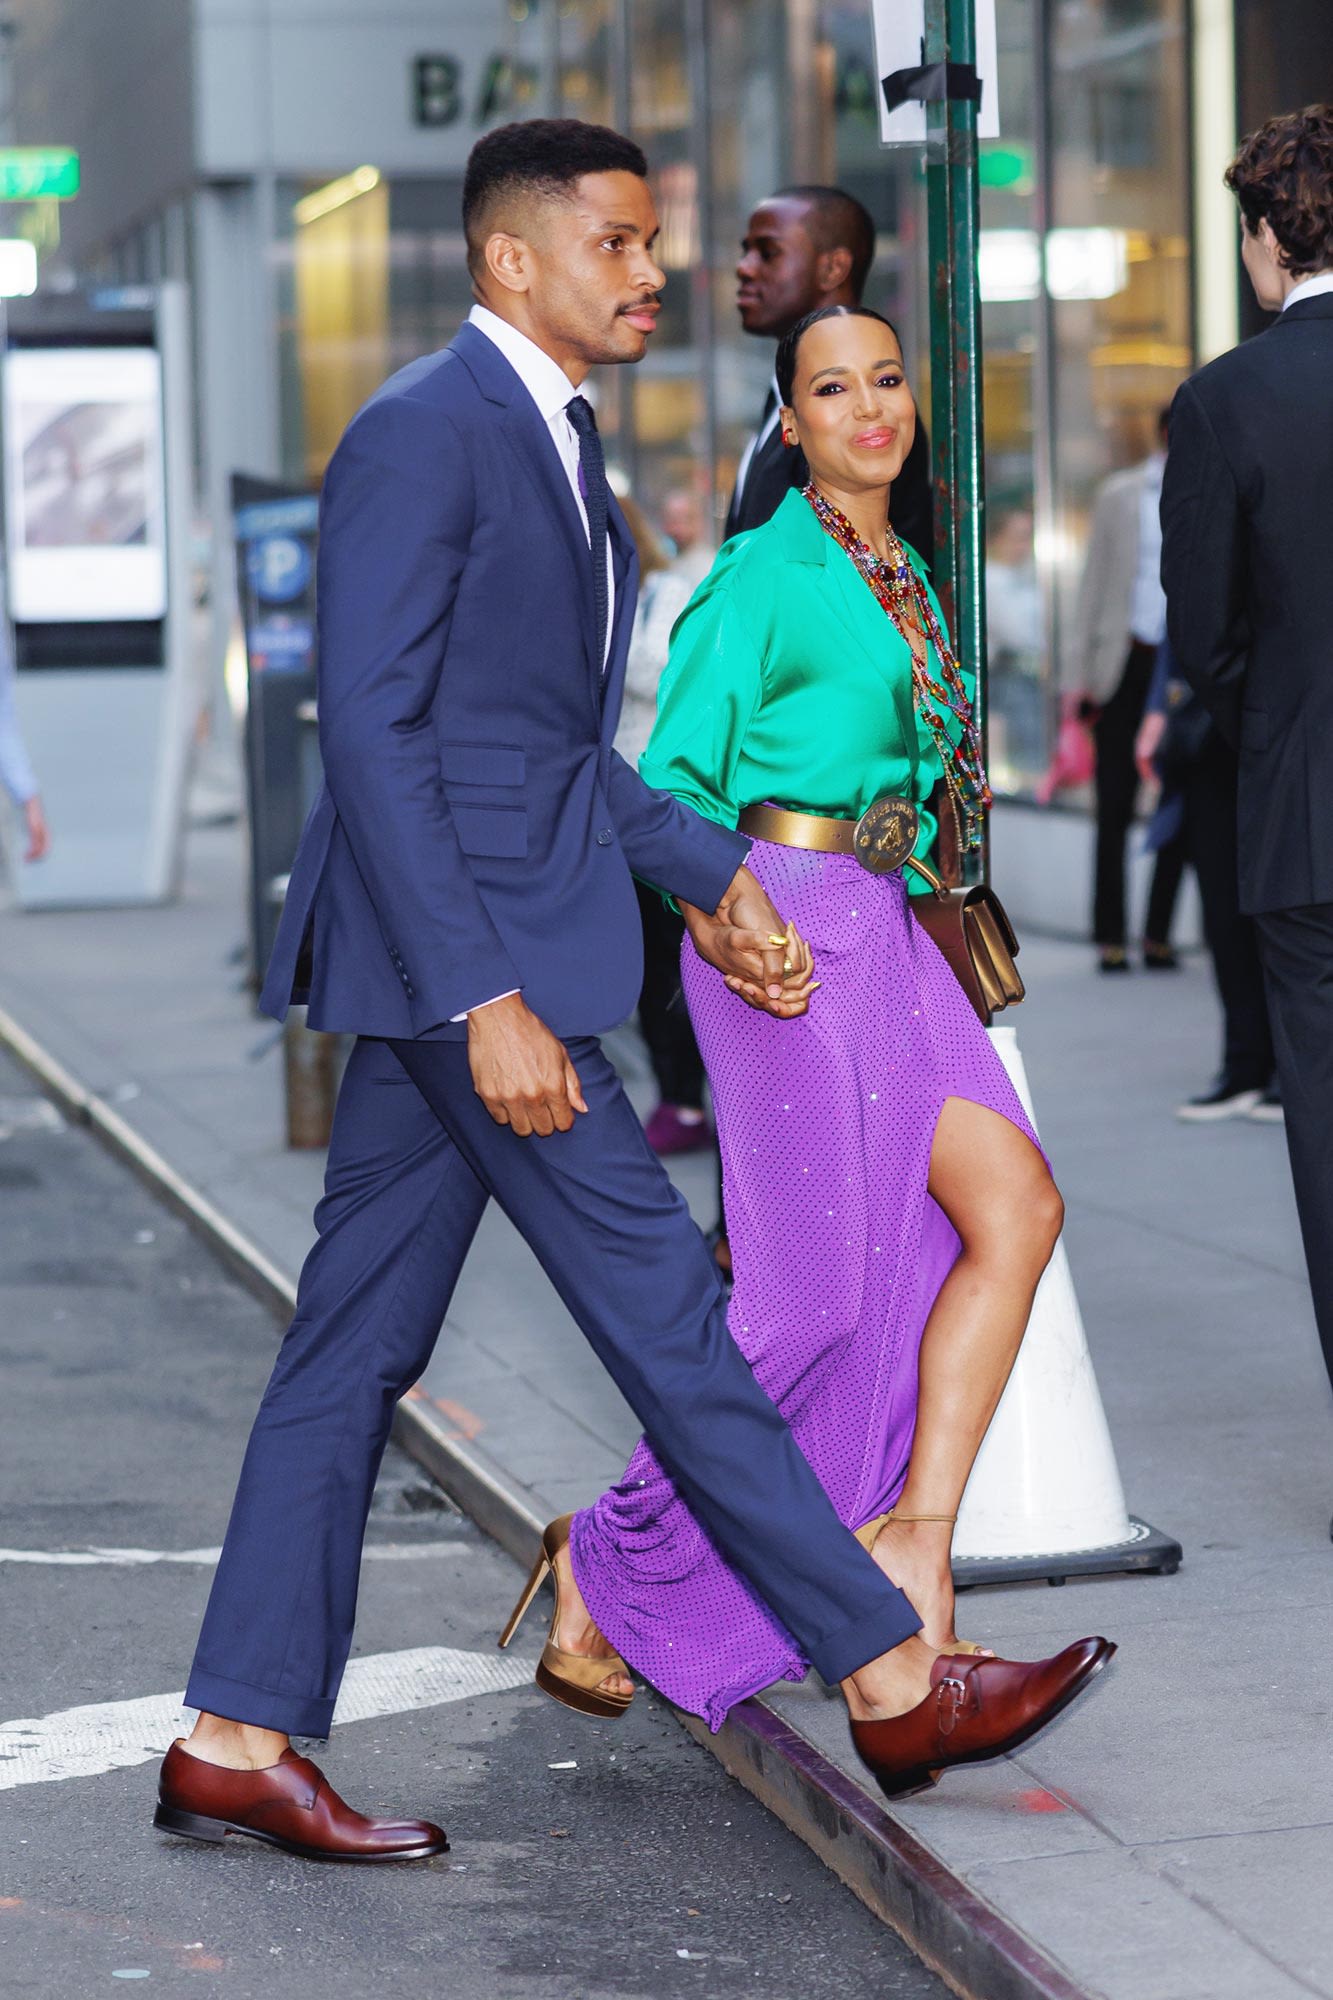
left=0, top=1543, right=465, bottom=1568
left=0, top=1645, right=533, bottom=1791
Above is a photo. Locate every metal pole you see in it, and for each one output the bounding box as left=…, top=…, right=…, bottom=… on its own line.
left=923, top=0, right=988, bottom=885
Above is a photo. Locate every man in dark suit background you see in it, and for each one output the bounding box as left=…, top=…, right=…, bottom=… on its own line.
left=727, top=184, right=934, bottom=560
left=155, top=121, right=932, bottom=1861
left=1161, top=104, right=1333, bottom=1425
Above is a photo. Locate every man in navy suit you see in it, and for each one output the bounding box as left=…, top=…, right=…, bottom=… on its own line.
left=155, top=122, right=927, bottom=1860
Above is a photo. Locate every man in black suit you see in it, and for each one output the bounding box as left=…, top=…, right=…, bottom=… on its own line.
left=727, top=185, right=934, bottom=560
left=1161, top=104, right=1333, bottom=1415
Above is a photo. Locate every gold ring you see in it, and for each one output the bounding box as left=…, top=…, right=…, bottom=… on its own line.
left=783, top=957, right=794, bottom=975
left=767, top=933, right=788, bottom=946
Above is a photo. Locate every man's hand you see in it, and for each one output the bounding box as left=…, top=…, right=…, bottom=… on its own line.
left=682, top=864, right=817, bottom=1019
left=466, top=992, right=588, bottom=1136
left=1135, top=709, right=1167, bottom=788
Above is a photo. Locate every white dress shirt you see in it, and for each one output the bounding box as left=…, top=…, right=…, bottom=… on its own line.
left=733, top=373, right=782, bottom=505
left=467, top=304, right=614, bottom=661
left=1282, top=271, right=1333, bottom=310
left=1129, top=451, right=1167, bottom=648
left=453, top=305, right=618, bottom=1018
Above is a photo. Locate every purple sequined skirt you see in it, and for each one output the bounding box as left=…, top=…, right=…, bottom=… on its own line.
left=570, top=840, right=1039, bottom=1731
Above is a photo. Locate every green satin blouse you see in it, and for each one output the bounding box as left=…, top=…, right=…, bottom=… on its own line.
left=639, top=487, right=974, bottom=892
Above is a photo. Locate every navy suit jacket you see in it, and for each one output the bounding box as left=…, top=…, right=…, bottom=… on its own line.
left=260, top=322, right=749, bottom=1039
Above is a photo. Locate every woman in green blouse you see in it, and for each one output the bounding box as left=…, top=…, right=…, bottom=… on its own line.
left=572, top=308, right=1098, bottom=1785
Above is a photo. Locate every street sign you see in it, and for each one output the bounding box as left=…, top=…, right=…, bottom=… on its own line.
left=870, top=0, right=1000, bottom=143
left=0, top=147, right=80, bottom=200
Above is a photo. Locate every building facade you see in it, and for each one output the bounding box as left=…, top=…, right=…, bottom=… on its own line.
left=7, top=0, right=1327, bottom=920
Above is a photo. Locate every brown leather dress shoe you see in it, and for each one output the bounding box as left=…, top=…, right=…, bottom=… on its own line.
left=851, top=1637, right=1115, bottom=1801
left=154, top=1741, right=449, bottom=1861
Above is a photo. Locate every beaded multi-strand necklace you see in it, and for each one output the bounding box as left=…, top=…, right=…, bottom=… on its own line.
left=802, top=482, right=991, bottom=854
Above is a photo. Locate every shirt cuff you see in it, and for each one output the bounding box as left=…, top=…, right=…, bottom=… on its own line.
left=450, top=988, right=521, bottom=1023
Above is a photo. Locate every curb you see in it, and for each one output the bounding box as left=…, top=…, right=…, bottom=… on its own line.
left=0, top=999, right=1093, bottom=2000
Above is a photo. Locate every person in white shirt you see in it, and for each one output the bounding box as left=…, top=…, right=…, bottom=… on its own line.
left=1070, top=408, right=1185, bottom=972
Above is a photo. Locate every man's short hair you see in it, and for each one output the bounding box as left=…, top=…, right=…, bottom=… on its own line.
left=774, top=184, right=877, bottom=298
left=1226, top=105, right=1333, bottom=277
left=463, top=119, right=648, bottom=278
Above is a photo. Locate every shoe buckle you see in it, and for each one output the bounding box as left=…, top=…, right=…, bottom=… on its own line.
left=937, top=1673, right=969, bottom=1736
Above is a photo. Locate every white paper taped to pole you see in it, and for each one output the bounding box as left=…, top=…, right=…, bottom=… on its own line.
left=954, top=1024, right=1133, bottom=1560
left=870, top=0, right=1002, bottom=145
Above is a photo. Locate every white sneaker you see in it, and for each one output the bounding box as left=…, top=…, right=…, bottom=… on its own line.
left=1177, top=1080, right=1264, bottom=1122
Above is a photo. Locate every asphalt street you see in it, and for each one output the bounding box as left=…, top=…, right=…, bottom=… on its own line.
left=0, top=1047, right=947, bottom=2000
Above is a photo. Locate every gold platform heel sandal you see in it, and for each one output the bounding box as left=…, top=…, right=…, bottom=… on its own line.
left=855, top=1508, right=990, bottom=1657
left=498, top=1514, right=635, bottom=1720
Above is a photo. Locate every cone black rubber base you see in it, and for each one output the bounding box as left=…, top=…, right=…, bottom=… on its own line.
left=952, top=1515, right=1182, bottom=1590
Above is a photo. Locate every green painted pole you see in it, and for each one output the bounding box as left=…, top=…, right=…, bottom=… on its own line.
left=923, top=0, right=988, bottom=885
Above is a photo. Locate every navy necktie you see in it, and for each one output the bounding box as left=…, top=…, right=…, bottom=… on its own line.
left=565, top=395, right=608, bottom=670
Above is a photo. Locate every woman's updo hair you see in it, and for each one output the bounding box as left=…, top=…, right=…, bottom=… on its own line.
left=1226, top=105, right=1333, bottom=276
left=775, top=303, right=901, bottom=408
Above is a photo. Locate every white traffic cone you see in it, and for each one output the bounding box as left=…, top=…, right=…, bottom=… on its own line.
left=953, top=1025, right=1177, bottom=1577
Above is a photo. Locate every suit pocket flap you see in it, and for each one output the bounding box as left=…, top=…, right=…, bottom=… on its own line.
left=451, top=804, right=528, bottom=859
left=439, top=741, right=525, bottom=787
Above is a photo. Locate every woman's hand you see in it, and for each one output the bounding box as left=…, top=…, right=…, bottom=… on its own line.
left=724, top=918, right=817, bottom=1017
left=682, top=868, right=818, bottom=1018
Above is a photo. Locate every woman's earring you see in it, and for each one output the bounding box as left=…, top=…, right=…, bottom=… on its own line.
left=781, top=430, right=795, bottom=449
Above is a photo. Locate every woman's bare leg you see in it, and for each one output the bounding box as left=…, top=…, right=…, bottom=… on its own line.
left=865, top=1097, right=1064, bottom=1651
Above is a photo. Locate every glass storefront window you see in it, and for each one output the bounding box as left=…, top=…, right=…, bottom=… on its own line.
left=264, top=0, right=1192, bottom=815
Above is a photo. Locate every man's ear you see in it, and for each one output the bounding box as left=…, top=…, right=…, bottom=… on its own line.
left=484, top=230, right=532, bottom=296
left=816, top=245, right=854, bottom=297
left=1258, top=217, right=1289, bottom=270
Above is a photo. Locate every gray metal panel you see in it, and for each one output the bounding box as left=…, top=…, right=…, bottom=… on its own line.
left=11, top=670, right=169, bottom=908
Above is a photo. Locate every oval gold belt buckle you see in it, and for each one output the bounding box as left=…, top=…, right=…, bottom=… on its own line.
left=853, top=795, right=920, bottom=875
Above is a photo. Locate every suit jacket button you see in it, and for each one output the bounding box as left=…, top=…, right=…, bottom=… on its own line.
left=596, top=829, right=613, bottom=846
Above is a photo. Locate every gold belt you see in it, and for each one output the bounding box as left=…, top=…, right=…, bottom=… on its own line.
left=738, top=797, right=942, bottom=885
left=737, top=803, right=859, bottom=856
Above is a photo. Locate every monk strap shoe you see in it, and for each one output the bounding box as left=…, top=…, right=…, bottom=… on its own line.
left=851, top=1637, right=1115, bottom=1800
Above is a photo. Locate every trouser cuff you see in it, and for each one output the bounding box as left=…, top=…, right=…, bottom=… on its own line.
left=806, top=1596, right=923, bottom=1685
left=184, top=1666, right=335, bottom=1739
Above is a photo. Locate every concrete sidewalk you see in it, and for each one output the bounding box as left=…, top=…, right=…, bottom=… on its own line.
left=3, top=806, right=1331, bottom=2000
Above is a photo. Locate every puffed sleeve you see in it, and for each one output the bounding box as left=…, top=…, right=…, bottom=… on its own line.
left=638, top=578, right=764, bottom=830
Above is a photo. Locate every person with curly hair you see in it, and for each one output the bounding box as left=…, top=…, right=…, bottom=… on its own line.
left=1161, top=105, right=1333, bottom=1448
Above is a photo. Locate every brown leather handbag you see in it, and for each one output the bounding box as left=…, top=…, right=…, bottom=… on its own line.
left=904, top=855, right=1025, bottom=1026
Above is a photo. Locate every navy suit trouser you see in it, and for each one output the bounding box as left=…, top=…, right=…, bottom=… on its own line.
left=186, top=1035, right=919, bottom=1736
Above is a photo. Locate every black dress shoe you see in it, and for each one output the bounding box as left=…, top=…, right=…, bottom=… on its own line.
left=1098, top=947, right=1131, bottom=974
left=1177, top=1076, right=1264, bottom=1123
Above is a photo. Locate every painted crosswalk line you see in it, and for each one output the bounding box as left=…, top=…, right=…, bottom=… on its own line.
left=0, top=1543, right=464, bottom=1567
left=0, top=1646, right=532, bottom=1791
